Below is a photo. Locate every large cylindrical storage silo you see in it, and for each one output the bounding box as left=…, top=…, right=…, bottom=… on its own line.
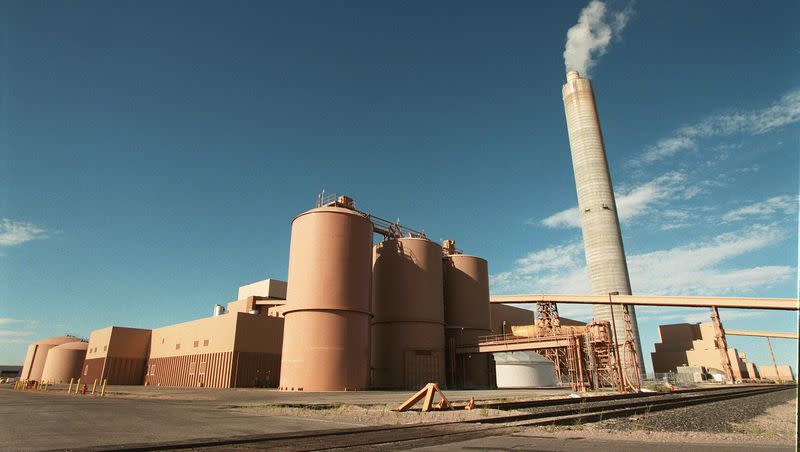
left=279, top=206, right=373, bottom=391
left=41, top=341, right=88, bottom=384
left=20, top=336, right=82, bottom=382
left=443, top=254, right=491, bottom=388
left=372, top=238, right=445, bottom=389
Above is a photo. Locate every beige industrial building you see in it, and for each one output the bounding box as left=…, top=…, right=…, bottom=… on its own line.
left=145, top=311, right=283, bottom=388
left=82, top=279, right=288, bottom=388
left=84, top=326, right=152, bottom=385
left=17, top=195, right=794, bottom=392
left=758, top=364, right=795, bottom=382
left=651, top=322, right=794, bottom=381
left=19, top=196, right=550, bottom=391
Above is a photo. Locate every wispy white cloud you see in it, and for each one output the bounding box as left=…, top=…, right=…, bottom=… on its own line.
left=722, top=195, right=798, bottom=223
left=540, top=208, right=580, bottom=229
left=563, top=1, right=634, bottom=76
left=637, top=137, right=697, bottom=166
left=540, top=172, right=693, bottom=229
left=0, top=319, right=36, bottom=345
left=631, top=88, right=800, bottom=167
left=0, top=329, right=34, bottom=338
left=628, top=224, right=793, bottom=295
left=491, top=223, right=793, bottom=299
left=0, top=219, right=49, bottom=246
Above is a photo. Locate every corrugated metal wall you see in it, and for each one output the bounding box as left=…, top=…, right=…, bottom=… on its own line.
left=104, top=357, right=147, bottom=385
left=145, top=351, right=234, bottom=388
left=82, top=357, right=105, bottom=384
left=232, top=352, right=281, bottom=388
left=81, top=356, right=147, bottom=385
left=144, top=351, right=282, bottom=388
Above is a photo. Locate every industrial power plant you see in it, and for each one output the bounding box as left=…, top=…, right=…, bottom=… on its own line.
left=15, top=72, right=796, bottom=393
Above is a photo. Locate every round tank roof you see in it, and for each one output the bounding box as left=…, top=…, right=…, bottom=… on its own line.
left=292, top=206, right=368, bottom=224
left=445, top=254, right=487, bottom=263
left=379, top=236, right=434, bottom=243
left=50, top=341, right=88, bottom=351
left=34, top=336, right=82, bottom=346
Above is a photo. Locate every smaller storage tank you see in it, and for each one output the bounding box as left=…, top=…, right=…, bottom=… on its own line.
left=494, top=351, right=557, bottom=388
left=20, top=336, right=82, bottom=382
left=41, top=341, right=88, bottom=384
left=372, top=238, right=445, bottom=389
left=587, top=321, right=612, bottom=344
left=443, top=251, right=491, bottom=388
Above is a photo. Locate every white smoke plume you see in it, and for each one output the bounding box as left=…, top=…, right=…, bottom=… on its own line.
left=564, top=1, right=634, bottom=76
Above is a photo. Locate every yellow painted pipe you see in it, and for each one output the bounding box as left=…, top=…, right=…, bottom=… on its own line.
left=75, top=378, right=81, bottom=394
left=101, top=379, right=107, bottom=396
left=91, top=379, right=97, bottom=395
left=68, top=378, right=74, bottom=393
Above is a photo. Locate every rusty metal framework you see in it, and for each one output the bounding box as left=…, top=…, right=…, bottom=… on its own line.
left=490, top=293, right=797, bottom=385
left=585, top=321, right=620, bottom=390
left=462, top=311, right=617, bottom=392
left=710, top=306, right=735, bottom=383
left=535, top=302, right=562, bottom=335
left=620, top=305, right=641, bottom=391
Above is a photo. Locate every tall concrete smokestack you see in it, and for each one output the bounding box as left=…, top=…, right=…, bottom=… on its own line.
left=561, top=70, right=645, bottom=376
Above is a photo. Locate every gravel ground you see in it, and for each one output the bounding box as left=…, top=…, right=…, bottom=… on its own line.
left=518, top=389, right=797, bottom=448
left=233, top=387, right=791, bottom=428
left=597, top=387, right=797, bottom=433
left=234, top=403, right=526, bottom=425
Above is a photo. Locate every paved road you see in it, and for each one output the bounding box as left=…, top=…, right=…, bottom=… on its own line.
left=1, top=387, right=364, bottom=451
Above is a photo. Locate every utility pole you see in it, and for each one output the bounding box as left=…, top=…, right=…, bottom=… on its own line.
left=767, top=337, right=782, bottom=383
left=608, top=292, right=625, bottom=393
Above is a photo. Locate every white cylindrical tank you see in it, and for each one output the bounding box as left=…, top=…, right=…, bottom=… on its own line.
left=494, top=351, right=557, bottom=388
left=562, top=71, right=645, bottom=376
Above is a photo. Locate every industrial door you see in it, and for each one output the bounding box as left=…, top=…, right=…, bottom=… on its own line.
left=404, top=349, right=442, bottom=389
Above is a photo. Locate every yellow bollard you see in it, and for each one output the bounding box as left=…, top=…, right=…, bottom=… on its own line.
left=100, top=379, right=107, bottom=396
left=91, top=379, right=97, bottom=395
left=68, top=378, right=74, bottom=393
left=43, top=381, right=48, bottom=391
left=75, top=378, right=81, bottom=395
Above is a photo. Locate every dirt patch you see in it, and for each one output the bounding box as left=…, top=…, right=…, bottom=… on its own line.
left=730, top=393, right=797, bottom=443
left=233, top=403, right=524, bottom=425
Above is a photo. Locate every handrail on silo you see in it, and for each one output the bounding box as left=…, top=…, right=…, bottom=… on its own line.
left=314, top=191, right=428, bottom=239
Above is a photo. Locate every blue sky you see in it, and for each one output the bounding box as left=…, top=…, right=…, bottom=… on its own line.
left=1, top=1, right=797, bottom=374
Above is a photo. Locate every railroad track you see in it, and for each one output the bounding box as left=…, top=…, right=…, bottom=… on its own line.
left=75, top=384, right=795, bottom=452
